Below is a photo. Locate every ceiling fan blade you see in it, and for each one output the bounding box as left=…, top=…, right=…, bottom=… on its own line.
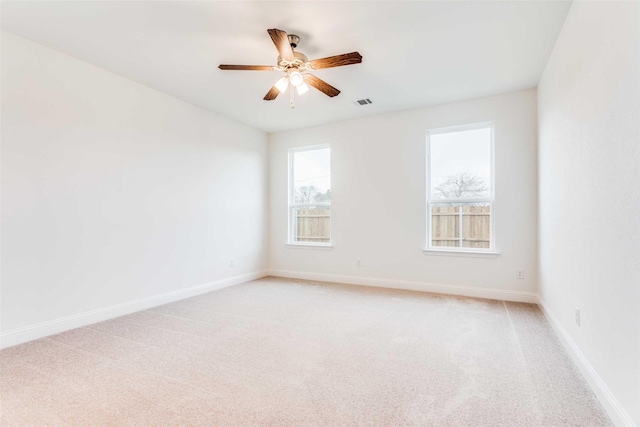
left=263, top=85, right=280, bottom=101
left=309, top=52, right=362, bottom=70
left=267, top=28, right=294, bottom=61
left=304, top=74, right=340, bottom=97
left=219, top=65, right=275, bottom=71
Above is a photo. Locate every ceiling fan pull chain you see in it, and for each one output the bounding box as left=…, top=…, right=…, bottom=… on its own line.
left=290, top=85, right=295, bottom=109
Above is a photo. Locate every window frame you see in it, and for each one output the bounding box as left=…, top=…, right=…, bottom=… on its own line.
left=425, top=122, right=496, bottom=254
left=288, top=144, right=332, bottom=247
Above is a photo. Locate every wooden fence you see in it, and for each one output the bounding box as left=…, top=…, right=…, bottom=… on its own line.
left=294, top=205, right=490, bottom=247
left=294, top=208, right=331, bottom=243
left=431, top=205, right=490, bottom=248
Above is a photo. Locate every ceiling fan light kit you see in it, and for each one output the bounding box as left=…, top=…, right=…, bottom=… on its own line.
left=274, top=76, right=289, bottom=93
left=288, top=70, right=304, bottom=87
left=296, top=82, right=310, bottom=95
left=219, top=28, right=362, bottom=108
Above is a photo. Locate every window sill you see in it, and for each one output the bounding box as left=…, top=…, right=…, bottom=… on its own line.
left=286, top=243, right=333, bottom=250
left=422, top=248, right=500, bottom=258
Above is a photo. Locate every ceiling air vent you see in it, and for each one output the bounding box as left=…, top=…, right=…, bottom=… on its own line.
left=355, top=98, right=373, bottom=106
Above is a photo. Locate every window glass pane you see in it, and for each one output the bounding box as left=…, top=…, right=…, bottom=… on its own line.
left=431, top=204, right=460, bottom=247
left=461, top=203, right=491, bottom=249
left=293, top=148, right=331, bottom=204
left=430, top=127, right=491, bottom=199
left=292, top=206, right=331, bottom=243
left=290, top=147, right=331, bottom=244
left=431, top=202, right=491, bottom=249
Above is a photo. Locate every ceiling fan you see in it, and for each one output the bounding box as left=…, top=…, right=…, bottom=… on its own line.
left=219, top=29, right=362, bottom=107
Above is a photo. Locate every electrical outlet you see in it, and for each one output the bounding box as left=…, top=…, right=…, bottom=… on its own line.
left=356, top=259, right=362, bottom=267
left=516, top=270, right=524, bottom=279
left=575, top=307, right=581, bottom=327
left=229, top=260, right=235, bottom=268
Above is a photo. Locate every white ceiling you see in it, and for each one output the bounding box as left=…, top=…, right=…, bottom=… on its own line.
left=1, top=1, right=572, bottom=133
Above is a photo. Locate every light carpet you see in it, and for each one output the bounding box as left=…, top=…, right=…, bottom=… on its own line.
left=0, top=277, right=611, bottom=426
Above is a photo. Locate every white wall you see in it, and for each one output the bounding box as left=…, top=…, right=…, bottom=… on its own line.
left=0, top=32, right=268, bottom=343
left=537, top=2, right=640, bottom=425
left=269, top=89, right=538, bottom=301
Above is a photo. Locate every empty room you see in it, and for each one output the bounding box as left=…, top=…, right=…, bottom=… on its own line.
left=1, top=1, right=638, bottom=426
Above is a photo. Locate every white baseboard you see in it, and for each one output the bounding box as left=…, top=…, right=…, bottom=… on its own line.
left=268, top=269, right=537, bottom=303
left=538, top=299, right=637, bottom=427
left=0, top=270, right=268, bottom=349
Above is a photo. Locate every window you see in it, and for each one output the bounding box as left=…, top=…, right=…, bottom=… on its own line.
left=426, top=123, right=494, bottom=252
left=289, top=146, right=331, bottom=245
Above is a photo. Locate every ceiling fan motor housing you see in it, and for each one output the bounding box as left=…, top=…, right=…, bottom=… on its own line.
left=277, top=51, right=309, bottom=70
